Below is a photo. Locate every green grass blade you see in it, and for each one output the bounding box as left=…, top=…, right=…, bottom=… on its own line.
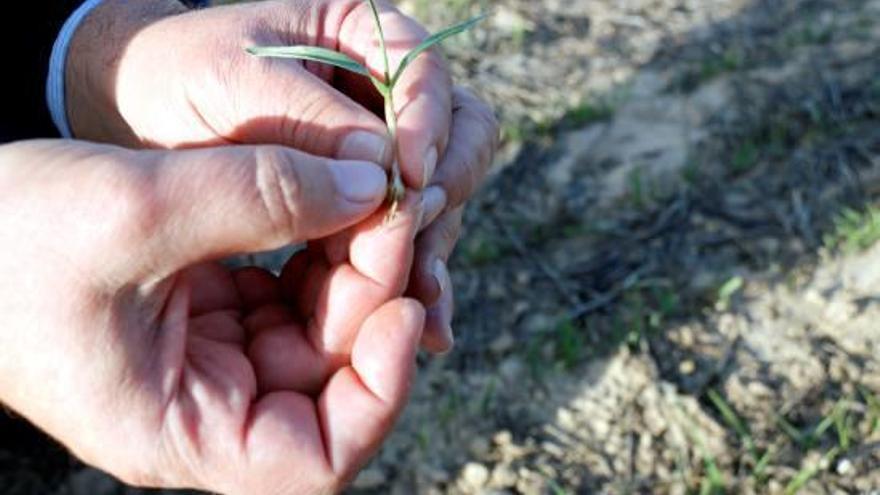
left=364, top=0, right=391, bottom=81
left=858, top=385, right=880, bottom=434
left=246, top=46, right=370, bottom=78
left=707, top=389, right=756, bottom=456
left=390, top=13, right=487, bottom=86
left=784, top=447, right=839, bottom=495
left=774, top=413, right=805, bottom=446
left=752, top=448, right=775, bottom=481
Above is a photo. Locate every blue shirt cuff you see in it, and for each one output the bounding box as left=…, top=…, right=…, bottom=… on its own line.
left=46, top=0, right=105, bottom=139
left=46, top=0, right=211, bottom=139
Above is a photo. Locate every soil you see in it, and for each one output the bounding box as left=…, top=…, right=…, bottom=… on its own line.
left=2, top=0, right=879, bottom=494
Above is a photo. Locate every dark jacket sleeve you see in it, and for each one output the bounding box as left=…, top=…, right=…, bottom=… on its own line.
left=0, top=1, right=82, bottom=142
left=0, top=1, right=205, bottom=144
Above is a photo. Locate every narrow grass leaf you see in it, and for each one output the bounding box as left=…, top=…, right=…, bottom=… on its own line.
left=391, top=13, right=487, bottom=86
left=783, top=447, right=839, bottom=495
left=246, top=46, right=370, bottom=77
left=858, top=385, right=880, bottom=434
left=753, top=449, right=775, bottom=481
left=775, top=413, right=806, bottom=446
left=707, top=389, right=756, bottom=455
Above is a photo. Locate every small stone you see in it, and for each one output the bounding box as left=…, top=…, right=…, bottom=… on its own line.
left=352, top=467, right=387, bottom=489
left=677, top=326, right=696, bottom=347
left=500, top=357, right=525, bottom=381
left=490, top=465, right=518, bottom=488
left=469, top=437, right=492, bottom=458
left=422, top=465, right=451, bottom=484
left=462, top=462, right=491, bottom=489
left=489, top=332, right=516, bottom=355
left=522, top=313, right=557, bottom=334
left=679, top=359, right=696, bottom=375
left=487, top=281, right=507, bottom=300
left=494, top=430, right=513, bottom=446
left=591, top=418, right=611, bottom=437
left=836, top=458, right=854, bottom=476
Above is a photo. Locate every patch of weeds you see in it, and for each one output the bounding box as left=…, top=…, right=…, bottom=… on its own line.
left=415, top=425, right=432, bottom=452
left=438, top=386, right=463, bottom=428
left=858, top=385, right=880, bottom=434
left=681, top=160, right=703, bottom=185
left=870, top=79, right=880, bottom=100
left=676, top=45, right=745, bottom=91
left=823, top=205, right=880, bottom=253
left=707, top=389, right=773, bottom=483
left=699, top=46, right=744, bottom=82
left=562, top=98, right=614, bottom=127
left=501, top=122, right=527, bottom=143
left=620, top=291, right=650, bottom=345
left=525, top=337, right=546, bottom=381
left=729, top=141, right=759, bottom=174
left=461, top=236, right=505, bottom=266
left=783, top=447, right=839, bottom=495
left=783, top=23, right=834, bottom=49
left=479, top=377, right=498, bottom=414
left=716, top=276, right=744, bottom=311
left=654, top=285, right=681, bottom=319
left=678, top=403, right=727, bottom=495
left=547, top=479, right=572, bottom=495
left=628, top=168, right=647, bottom=209
left=553, top=319, right=585, bottom=370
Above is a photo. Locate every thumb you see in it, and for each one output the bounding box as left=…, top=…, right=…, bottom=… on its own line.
left=141, top=145, right=387, bottom=272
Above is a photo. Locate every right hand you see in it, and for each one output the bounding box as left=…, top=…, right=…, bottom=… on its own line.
left=0, top=139, right=425, bottom=494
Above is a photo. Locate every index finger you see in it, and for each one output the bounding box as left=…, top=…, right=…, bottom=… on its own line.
left=336, top=0, right=453, bottom=189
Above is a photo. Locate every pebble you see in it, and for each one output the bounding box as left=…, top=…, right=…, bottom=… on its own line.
left=469, top=437, right=492, bottom=458
left=836, top=458, right=854, bottom=476
left=462, top=462, right=491, bottom=489
left=490, top=465, right=519, bottom=488
left=489, top=332, right=516, bottom=355
left=500, top=356, right=525, bottom=380
left=352, top=467, right=387, bottom=489
left=679, top=359, right=696, bottom=375
left=494, top=430, right=513, bottom=446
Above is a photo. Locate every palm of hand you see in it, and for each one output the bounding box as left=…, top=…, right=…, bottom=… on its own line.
left=125, top=196, right=424, bottom=494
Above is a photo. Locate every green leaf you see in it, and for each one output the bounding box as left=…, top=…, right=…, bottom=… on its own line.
left=390, top=13, right=487, bottom=86
left=246, top=45, right=370, bottom=78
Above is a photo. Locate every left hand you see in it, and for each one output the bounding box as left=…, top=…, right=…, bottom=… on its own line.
left=66, top=0, right=499, bottom=350
left=66, top=0, right=451, bottom=189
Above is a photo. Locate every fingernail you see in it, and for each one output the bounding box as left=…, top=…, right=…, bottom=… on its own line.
left=338, top=131, right=388, bottom=165
left=422, top=146, right=438, bottom=189
left=433, top=258, right=447, bottom=296
left=419, top=186, right=447, bottom=230
left=329, top=161, right=387, bottom=203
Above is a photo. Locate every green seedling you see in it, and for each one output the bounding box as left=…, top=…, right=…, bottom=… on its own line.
left=247, top=1, right=486, bottom=219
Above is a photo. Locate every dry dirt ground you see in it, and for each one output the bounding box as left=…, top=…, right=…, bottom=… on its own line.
left=3, top=0, right=880, bottom=494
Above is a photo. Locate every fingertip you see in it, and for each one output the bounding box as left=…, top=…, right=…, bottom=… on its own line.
left=351, top=298, right=425, bottom=403
left=328, top=160, right=388, bottom=205
left=336, top=131, right=392, bottom=167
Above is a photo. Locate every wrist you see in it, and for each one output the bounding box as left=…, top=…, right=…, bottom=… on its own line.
left=65, top=0, right=189, bottom=143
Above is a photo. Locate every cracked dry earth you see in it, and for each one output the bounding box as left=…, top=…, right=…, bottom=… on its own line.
left=6, top=0, right=880, bottom=494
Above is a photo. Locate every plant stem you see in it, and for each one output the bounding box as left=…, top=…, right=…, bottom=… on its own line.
left=366, top=0, right=404, bottom=218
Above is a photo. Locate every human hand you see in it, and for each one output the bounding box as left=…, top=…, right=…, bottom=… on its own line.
left=66, top=0, right=450, bottom=189
left=408, top=87, right=499, bottom=352
left=0, top=139, right=426, bottom=494
left=65, top=0, right=499, bottom=353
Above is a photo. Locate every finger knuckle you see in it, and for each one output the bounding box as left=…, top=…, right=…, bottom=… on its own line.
left=254, top=146, right=305, bottom=241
